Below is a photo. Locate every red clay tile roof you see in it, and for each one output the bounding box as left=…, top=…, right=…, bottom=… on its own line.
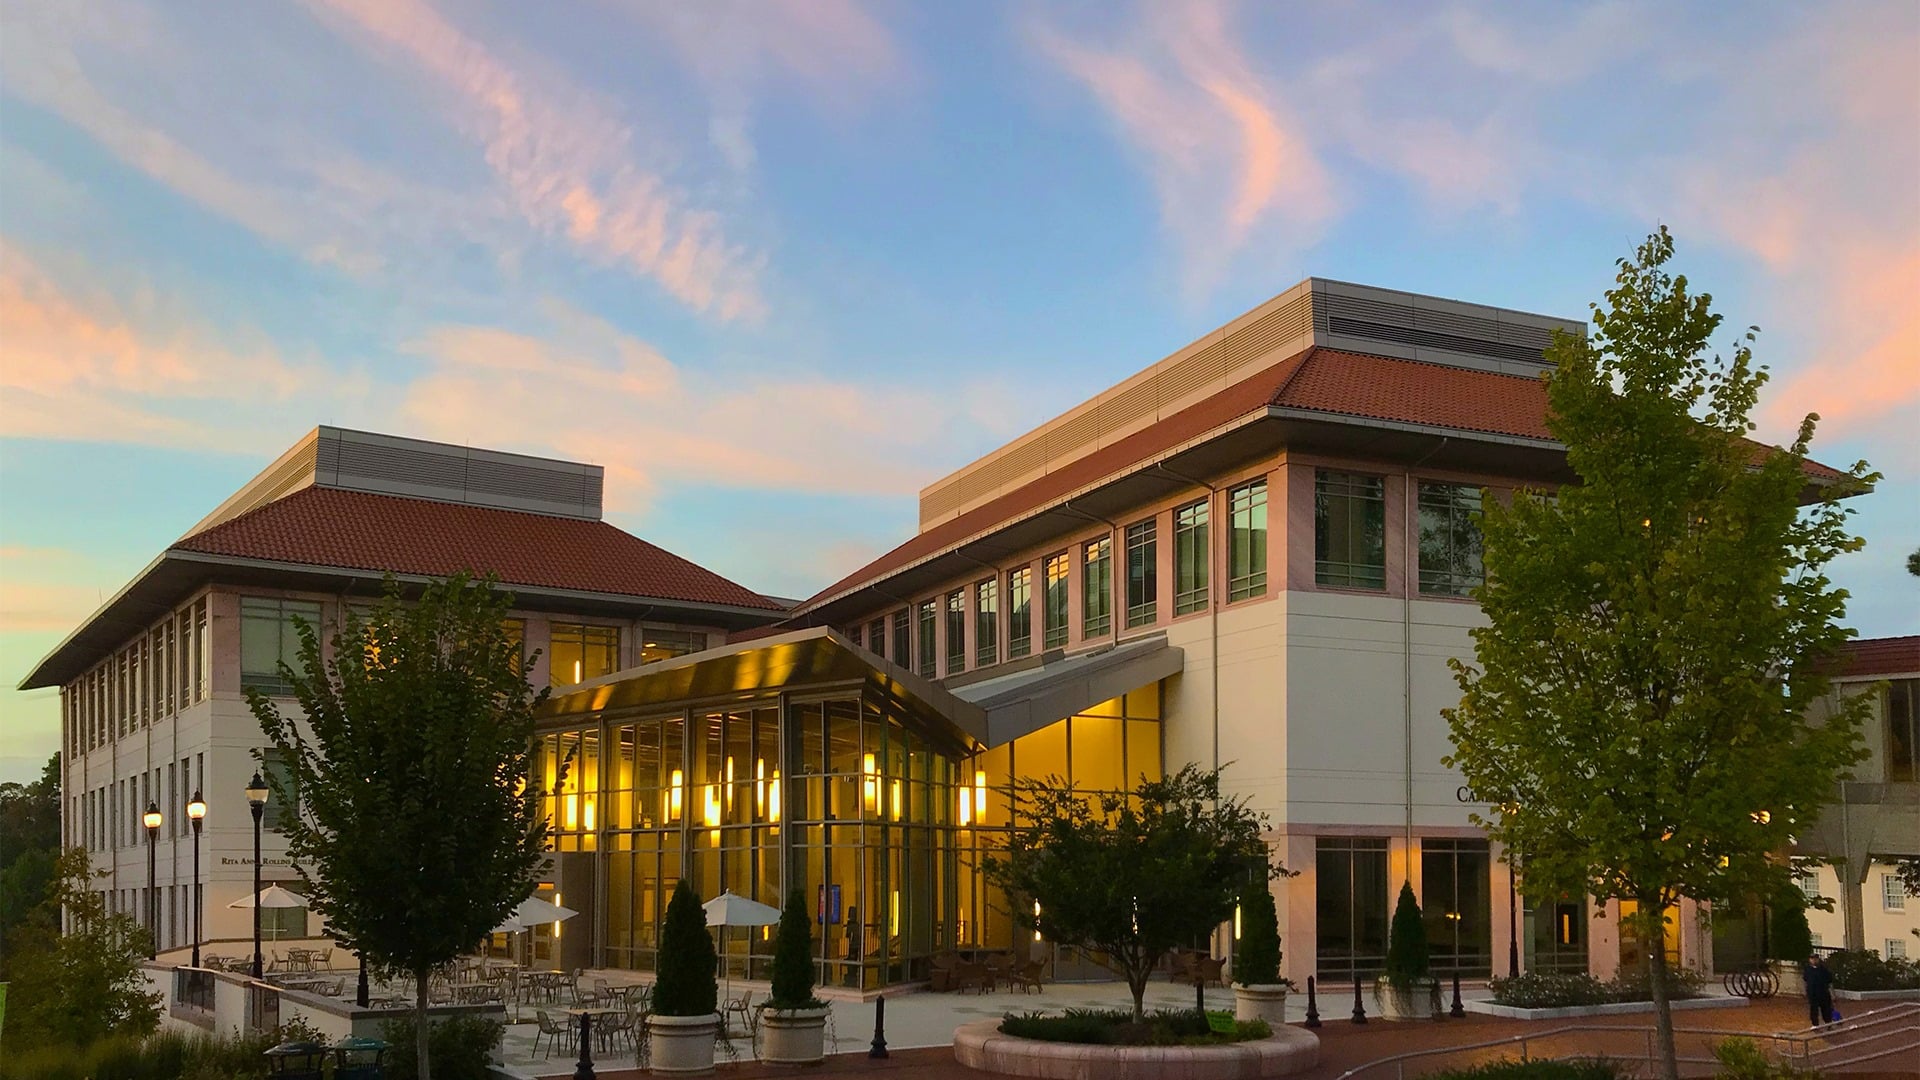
left=798, top=347, right=1850, bottom=612
left=173, top=486, right=782, bottom=611
left=1830, top=636, right=1920, bottom=678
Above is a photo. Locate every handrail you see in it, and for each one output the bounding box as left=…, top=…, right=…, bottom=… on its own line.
left=1332, top=1008, right=1920, bottom=1080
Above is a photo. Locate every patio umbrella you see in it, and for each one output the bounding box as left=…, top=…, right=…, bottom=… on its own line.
left=494, top=895, right=578, bottom=969
left=228, top=884, right=307, bottom=909
left=702, top=891, right=781, bottom=999
left=494, top=896, right=578, bottom=934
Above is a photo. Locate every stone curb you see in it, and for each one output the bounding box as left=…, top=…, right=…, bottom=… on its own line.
left=950, top=1018, right=1319, bottom=1079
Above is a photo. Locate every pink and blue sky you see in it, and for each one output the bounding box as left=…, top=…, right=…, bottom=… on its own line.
left=3, top=0, right=1916, bottom=782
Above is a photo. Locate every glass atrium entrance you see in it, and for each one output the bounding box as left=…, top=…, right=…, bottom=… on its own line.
left=533, top=628, right=1169, bottom=990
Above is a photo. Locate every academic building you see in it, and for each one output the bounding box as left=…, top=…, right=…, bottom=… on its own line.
left=33, top=278, right=1910, bottom=991
left=25, top=426, right=786, bottom=952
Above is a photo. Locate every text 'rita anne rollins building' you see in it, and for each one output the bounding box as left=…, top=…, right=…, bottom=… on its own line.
left=34, top=278, right=1914, bottom=994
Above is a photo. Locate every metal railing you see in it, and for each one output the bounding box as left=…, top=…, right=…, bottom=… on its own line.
left=174, top=966, right=217, bottom=1012
left=1334, top=1003, right=1920, bottom=1079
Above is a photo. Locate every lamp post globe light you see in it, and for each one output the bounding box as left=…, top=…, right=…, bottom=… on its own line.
left=187, top=789, right=207, bottom=968
left=143, top=802, right=163, bottom=959
left=246, top=771, right=270, bottom=979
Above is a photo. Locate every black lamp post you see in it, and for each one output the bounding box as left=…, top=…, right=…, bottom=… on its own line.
left=246, top=771, right=270, bottom=979
left=1508, top=846, right=1521, bottom=977
left=143, top=801, right=163, bottom=959
left=187, top=789, right=207, bottom=968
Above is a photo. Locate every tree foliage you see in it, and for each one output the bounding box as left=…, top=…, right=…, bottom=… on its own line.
left=983, top=763, right=1275, bottom=1022
left=1443, top=228, right=1876, bottom=1079
left=769, top=887, right=821, bottom=1008
left=0, top=753, right=61, bottom=968
left=653, top=878, right=718, bottom=1017
left=1384, top=881, right=1432, bottom=986
left=1232, top=879, right=1282, bottom=987
left=249, top=574, right=550, bottom=1080
left=4, top=847, right=160, bottom=1050
left=1767, top=891, right=1813, bottom=963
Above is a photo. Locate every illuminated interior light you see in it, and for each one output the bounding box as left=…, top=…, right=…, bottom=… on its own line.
left=769, top=772, right=781, bottom=823
left=573, top=660, right=582, bottom=683
left=1033, top=899, right=1042, bottom=942
left=755, top=759, right=766, bottom=817
left=668, top=769, right=684, bottom=820
left=582, top=796, right=595, bottom=832
left=974, top=771, right=988, bottom=822
left=890, top=890, right=900, bottom=935
left=958, top=788, right=972, bottom=826
left=863, top=754, right=878, bottom=811
left=1234, top=903, right=1242, bottom=940
left=703, top=785, right=721, bottom=828
left=891, top=779, right=902, bottom=821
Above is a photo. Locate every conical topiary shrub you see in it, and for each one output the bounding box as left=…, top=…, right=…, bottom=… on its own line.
left=653, top=879, right=717, bottom=1016
left=769, top=888, right=822, bottom=1008
left=1768, top=892, right=1813, bottom=962
left=1233, top=881, right=1282, bottom=987
left=1383, top=881, right=1431, bottom=987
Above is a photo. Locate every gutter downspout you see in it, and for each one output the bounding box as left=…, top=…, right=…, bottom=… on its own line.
left=1156, top=463, right=1224, bottom=779
left=1403, top=438, right=1450, bottom=851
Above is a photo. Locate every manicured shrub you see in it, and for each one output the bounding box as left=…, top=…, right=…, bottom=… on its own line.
left=1232, top=880, right=1282, bottom=987
left=1383, top=881, right=1431, bottom=986
left=769, top=887, right=822, bottom=1008
left=1825, top=948, right=1920, bottom=990
left=378, top=1015, right=506, bottom=1080
left=1489, top=968, right=1706, bottom=1008
left=653, top=878, right=718, bottom=1016
left=1712, top=1037, right=1820, bottom=1079
left=998, top=1008, right=1270, bottom=1046
left=1767, top=894, right=1813, bottom=962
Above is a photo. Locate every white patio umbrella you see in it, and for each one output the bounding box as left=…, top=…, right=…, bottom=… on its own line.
left=228, top=884, right=306, bottom=909
left=494, top=896, right=578, bottom=934
left=703, top=891, right=782, bottom=999
left=494, top=895, right=578, bottom=968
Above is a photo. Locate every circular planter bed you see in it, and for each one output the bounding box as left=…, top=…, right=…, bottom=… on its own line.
left=952, top=1018, right=1318, bottom=1079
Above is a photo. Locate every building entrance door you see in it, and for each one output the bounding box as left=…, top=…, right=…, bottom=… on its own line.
left=1616, top=900, right=1680, bottom=972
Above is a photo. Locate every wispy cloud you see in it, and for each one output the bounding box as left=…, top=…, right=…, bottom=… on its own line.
left=617, top=0, right=905, bottom=173
left=394, top=300, right=984, bottom=512
left=311, top=0, right=767, bottom=320
left=0, top=242, right=364, bottom=452
left=1030, top=1, right=1336, bottom=295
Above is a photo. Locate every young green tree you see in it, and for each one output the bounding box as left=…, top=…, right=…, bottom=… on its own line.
left=768, top=887, right=821, bottom=1008
left=4, top=848, right=160, bottom=1050
left=1443, top=228, right=1876, bottom=1080
left=250, top=574, right=550, bottom=1080
left=983, top=764, right=1274, bottom=1022
left=652, top=878, right=718, bottom=1016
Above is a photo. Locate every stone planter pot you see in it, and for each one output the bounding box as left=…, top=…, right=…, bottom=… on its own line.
left=1371, top=977, right=1442, bottom=1021
left=1771, top=960, right=1804, bottom=997
left=760, top=1005, right=831, bottom=1065
left=1233, top=984, right=1290, bottom=1026
left=647, top=1012, right=721, bottom=1075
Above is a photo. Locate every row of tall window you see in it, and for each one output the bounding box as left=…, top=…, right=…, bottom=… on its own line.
left=68, top=598, right=210, bottom=755
left=848, top=479, right=1268, bottom=680
left=76, top=752, right=205, bottom=853
left=1314, top=471, right=1486, bottom=596
left=235, top=599, right=710, bottom=696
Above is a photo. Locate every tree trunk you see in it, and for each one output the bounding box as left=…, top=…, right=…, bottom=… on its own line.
left=1128, top=969, right=1148, bottom=1024
left=416, top=968, right=433, bottom=1080
left=1643, top=902, right=1678, bottom=1080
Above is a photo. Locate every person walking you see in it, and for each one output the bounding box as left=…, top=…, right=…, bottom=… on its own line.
left=1803, top=953, right=1834, bottom=1027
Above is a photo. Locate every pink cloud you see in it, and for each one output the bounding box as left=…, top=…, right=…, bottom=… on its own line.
left=0, top=243, right=359, bottom=452
left=313, top=0, right=766, bottom=320
left=1031, top=1, right=1336, bottom=294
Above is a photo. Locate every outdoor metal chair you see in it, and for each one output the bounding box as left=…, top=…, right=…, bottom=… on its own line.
left=533, top=1010, right=574, bottom=1059
left=721, top=989, right=754, bottom=1034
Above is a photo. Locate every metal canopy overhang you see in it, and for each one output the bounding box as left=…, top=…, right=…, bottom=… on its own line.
left=17, top=550, right=784, bottom=692
left=539, top=627, right=988, bottom=758
left=950, top=634, right=1185, bottom=748
left=799, top=407, right=1575, bottom=627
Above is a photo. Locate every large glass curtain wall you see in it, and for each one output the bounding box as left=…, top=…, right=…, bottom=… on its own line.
left=535, top=682, right=1166, bottom=989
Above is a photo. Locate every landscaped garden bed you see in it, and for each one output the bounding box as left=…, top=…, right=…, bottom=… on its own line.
left=1466, top=969, right=1746, bottom=1020
left=999, top=1008, right=1271, bottom=1046
left=953, top=1015, right=1319, bottom=1080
